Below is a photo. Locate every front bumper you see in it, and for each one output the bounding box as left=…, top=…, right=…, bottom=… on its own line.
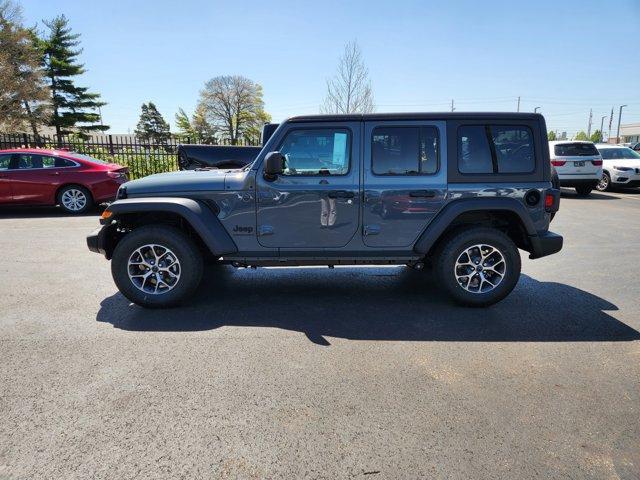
left=87, top=225, right=115, bottom=259
left=529, top=231, right=563, bottom=259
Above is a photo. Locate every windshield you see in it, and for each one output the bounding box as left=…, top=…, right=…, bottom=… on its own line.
left=599, top=147, right=640, bottom=160
left=554, top=143, right=599, bottom=157
left=68, top=153, right=111, bottom=164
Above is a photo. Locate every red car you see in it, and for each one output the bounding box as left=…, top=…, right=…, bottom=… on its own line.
left=0, top=149, right=128, bottom=214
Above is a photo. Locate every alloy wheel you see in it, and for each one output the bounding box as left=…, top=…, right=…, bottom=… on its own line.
left=454, top=244, right=506, bottom=294
left=61, top=189, right=87, bottom=211
left=127, top=244, right=181, bottom=295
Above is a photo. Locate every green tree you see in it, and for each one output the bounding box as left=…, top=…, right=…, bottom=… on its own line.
left=574, top=131, right=588, bottom=141
left=589, top=130, right=602, bottom=143
left=547, top=130, right=557, bottom=141
left=174, top=108, right=194, bottom=137
left=40, top=15, right=107, bottom=136
left=175, top=106, right=217, bottom=143
left=197, top=75, right=270, bottom=145
left=191, top=104, right=217, bottom=143
left=135, top=102, right=170, bottom=143
left=0, top=1, right=49, bottom=135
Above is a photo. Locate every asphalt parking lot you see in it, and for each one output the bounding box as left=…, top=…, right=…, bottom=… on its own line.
left=1, top=189, right=639, bottom=479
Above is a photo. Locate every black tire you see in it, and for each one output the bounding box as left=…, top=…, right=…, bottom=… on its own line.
left=575, top=185, right=593, bottom=196
left=596, top=172, right=611, bottom=192
left=111, top=225, right=203, bottom=308
left=435, top=227, right=521, bottom=307
left=57, top=185, right=93, bottom=214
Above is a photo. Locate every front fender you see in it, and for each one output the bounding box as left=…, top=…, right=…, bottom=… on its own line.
left=103, top=197, right=237, bottom=256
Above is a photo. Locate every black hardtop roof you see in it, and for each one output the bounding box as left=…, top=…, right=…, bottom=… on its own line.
left=287, top=112, right=543, bottom=123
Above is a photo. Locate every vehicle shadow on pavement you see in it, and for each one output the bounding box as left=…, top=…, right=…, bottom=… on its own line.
left=559, top=189, right=620, bottom=200
left=96, top=267, right=640, bottom=346
left=0, top=205, right=105, bottom=219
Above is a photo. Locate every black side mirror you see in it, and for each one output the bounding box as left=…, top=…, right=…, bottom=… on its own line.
left=263, top=151, right=284, bottom=178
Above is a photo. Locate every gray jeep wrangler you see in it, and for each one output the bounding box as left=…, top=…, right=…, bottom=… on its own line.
left=87, top=113, right=562, bottom=308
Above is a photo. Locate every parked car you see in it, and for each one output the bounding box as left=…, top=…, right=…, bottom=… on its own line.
left=0, top=149, right=128, bottom=213
left=548, top=141, right=602, bottom=196
left=87, top=112, right=562, bottom=308
left=177, top=123, right=279, bottom=170
left=595, top=145, right=640, bottom=191
left=628, top=142, right=640, bottom=152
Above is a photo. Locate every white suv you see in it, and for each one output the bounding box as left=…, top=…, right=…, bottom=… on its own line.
left=595, top=145, right=640, bottom=191
left=549, top=141, right=603, bottom=196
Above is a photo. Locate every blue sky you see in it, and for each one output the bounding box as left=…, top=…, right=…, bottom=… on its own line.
left=21, top=0, right=640, bottom=137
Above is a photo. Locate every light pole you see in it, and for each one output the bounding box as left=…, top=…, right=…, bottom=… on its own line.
left=600, top=116, right=607, bottom=142
left=534, top=106, right=541, bottom=113
left=616, top=105, right=627, bottom=143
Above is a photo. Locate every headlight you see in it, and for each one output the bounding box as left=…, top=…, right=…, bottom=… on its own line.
left=613, top=166, right=633, bottom=171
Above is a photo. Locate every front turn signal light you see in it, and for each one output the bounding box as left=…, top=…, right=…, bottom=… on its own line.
left=100, top=210, right=113, bottom=220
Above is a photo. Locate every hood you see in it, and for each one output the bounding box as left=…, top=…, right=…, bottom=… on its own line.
left=602, top=159, right=640, bottom=169
left=123, top=169, right=232, bottom=196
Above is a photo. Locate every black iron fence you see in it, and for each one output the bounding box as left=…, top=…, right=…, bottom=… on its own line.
left=0, top=133, right=261, bottom=179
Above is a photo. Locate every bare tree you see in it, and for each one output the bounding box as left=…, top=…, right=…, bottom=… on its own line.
left=321, top=41, right=374, bottom=114
left=197, top=75, right=270, bottom=145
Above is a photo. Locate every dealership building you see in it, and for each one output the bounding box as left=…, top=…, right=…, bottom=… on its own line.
left=619, top=123, right=640, bottom=143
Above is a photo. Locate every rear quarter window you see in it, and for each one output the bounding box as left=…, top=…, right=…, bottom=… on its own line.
left=458, top=125, right=535, bottom=174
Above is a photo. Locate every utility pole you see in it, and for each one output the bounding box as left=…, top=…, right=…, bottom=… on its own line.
left=450, top=99, right=455, bottom=112
left=600, top=115, right=606, bottom=142
left=616, top=105, right=627, bottom=143
left=587, top=109, right=593, bottom=138
left=517, top=96, right=520, bottom=112
left=534, top=106, right=541, bottom=113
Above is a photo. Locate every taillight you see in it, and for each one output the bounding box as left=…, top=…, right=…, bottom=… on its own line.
left=551, top=160, right=566, bottom=166
left=591, top=160, right=602, bottom=166
left=545, top=193, right=555, bottom=208
left=107, top=171, right=125, bottom=179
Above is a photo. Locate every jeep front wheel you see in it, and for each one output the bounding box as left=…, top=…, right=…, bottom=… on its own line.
left=111, top=225, right=203, bottom=308
left=435, top=227, right=521, bottom=307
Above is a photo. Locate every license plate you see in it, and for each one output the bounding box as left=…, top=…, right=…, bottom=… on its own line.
left=575, top=161, right=585, bottom=167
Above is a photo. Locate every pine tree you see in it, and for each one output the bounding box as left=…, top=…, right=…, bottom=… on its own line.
left=135, top=102, right=170, bottom=143
left=40, top=15, right=107, bottom=136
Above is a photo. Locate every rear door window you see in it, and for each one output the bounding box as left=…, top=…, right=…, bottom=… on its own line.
left=372, top=126, right=439, bottom=175
left=458, top=126, right=494, bottom=173
left=554, top=143, right=599, bottom=157
left=458, top=125, right=535, bottom=174
left=12, top=154, right=49, bottom=169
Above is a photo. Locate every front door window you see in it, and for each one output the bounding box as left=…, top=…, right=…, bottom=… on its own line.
left=279, top=129, right=350, bottom=176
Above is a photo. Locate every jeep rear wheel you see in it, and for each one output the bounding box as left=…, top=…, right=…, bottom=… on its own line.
left=111, top=225, right=203, bottom=308
left=435, top=227, right=521, bottom=307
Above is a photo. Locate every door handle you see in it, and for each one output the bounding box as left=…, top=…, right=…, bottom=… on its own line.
left=48, top=171, right=60, bottom=176
left=327, top=190, right=355, bottom=199
left=409, top=190, right=436, bottom=198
